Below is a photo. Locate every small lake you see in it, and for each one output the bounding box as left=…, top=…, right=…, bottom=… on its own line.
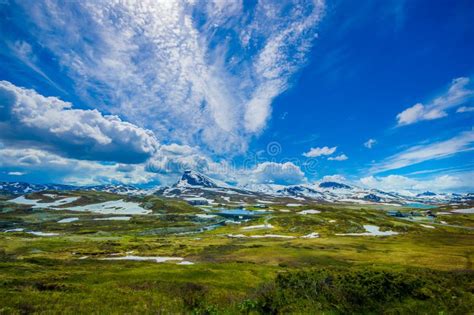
left=214, top=208, right=269, bottom=219
left=405, top=203, right=437, bottom=209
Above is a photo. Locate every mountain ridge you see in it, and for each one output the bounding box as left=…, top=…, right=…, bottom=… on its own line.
left=2, top=170, right=472, bottom=205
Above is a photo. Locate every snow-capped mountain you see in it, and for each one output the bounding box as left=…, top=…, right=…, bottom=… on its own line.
left=239, top=183, right=286, bottom=194
left=82, top=184, right=141, bottom=195
left=276, top=185, right=325, bottom=200
left=0, top=181, right=141, bottom=195
left=236, top=180, right=471, bottom=205
left=0, top=182, right=76, bottom=195
left=174, top=170, right=220, bottom=188
left=417, top=191, right=437, bottom=197
left=155, top=172, right=473, bottom=205
left=318, top=181, right=352, bottom=190
left=2, top=171, right=472, bottom=205
left=155, top=170, right=260, bottom=204
left=414, top=191, right=472, bottom=202
left=311, top=182, right=403, bottom=204
left=362, top=193, right=382, bottom=202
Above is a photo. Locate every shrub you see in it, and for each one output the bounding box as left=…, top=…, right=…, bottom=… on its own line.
left=251, top=268, right=474, bottom=314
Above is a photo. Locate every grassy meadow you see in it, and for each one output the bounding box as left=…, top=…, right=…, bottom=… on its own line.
left=0, top=192, right=473, bottom=314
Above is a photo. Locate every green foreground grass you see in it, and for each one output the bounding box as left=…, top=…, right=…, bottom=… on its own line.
left=0, top=194, right=473, bottom=314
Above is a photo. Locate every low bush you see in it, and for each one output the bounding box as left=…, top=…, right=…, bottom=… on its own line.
left=250, top=268, right=474, bottom=314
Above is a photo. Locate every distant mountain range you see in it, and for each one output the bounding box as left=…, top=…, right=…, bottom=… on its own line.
left=154, top=170, right=473, bottom=205
left=1, top=170, right=473, bottom=205
left=0, top=181, right=141, bottom=195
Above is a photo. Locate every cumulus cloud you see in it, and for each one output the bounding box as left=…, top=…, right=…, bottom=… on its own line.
left=12, top=0, right=325, bottom=154
left=328, top=154, right=348, bottom=161
left=320, top=174, right=347, bottom=182
left=396, top=77, right=474, bottom=126
left=146, top=144, right=214, bottom=175
left=0, top=142, right=307, bottom=186
left=364, top=138, right=376, bottom=149
left=0, top=147, right=156, bottom=185
left=370, top=129, right=474, bottom=173
left=0, top=144, right=218, bottom=186
left=247, top=162, right=306, bottom=185
left=360, top=173, right=474, bottom=193
left=0, top=81, right=159, bottom=163
left=303, top=146, right=337, bottom=157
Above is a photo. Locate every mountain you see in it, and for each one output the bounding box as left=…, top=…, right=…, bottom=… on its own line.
left=417, top=191, right=437, bottom=197
left=0, top=181, right=140, bottom=195
left=319, top=181, right=352, bottom=189
left=82, top=184, right=141, bottom=195
left=2, top=172, right=472, bottom=205
left=156, top=173, right=474, bottom=206
left=238, top=183, right=285, bottom=194
left=0, top=182, right=76, bottom=195
left=154, top=170, right=264, bottom=204
left=276, top=185, right=325, bottom=199
left=173, top=170, right=219, bottom=188
left=363, top=193, right=382, bottom=202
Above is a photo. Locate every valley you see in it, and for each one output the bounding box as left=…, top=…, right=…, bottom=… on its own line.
left=0, top=172, right=473, bottom=313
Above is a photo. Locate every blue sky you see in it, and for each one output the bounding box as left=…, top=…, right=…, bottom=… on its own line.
left=0, top=0, right=473, bottom=193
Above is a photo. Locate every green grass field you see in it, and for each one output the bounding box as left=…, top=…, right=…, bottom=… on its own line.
left=1, top=193, right=473, bottom=314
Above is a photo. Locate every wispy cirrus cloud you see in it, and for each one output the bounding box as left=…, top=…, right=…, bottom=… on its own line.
left=396, top=77, right=474, bottom=126
left=6, top=40, right=67, bottom=94
left=457, top=106, right=474, bottom=113
left=370, top=129, right=474, bottom=173
left=11, top=0, right=325, bottom=154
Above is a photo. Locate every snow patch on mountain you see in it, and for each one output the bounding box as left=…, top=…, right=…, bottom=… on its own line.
left=174, top=170, right=227, bottom=188
left=0, top=181, right=142, bottom=195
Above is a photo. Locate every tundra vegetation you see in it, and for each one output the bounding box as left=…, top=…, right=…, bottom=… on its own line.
left=0, top=191, right=473, bottom=314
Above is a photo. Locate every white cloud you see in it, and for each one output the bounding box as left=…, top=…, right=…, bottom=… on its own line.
left=247, top=162, right=306, bottom=185
left=364, top=138, right=376, bottom=149
left=146, top=144, right=215, bottom=175
left=0, top=142, right=231, bottom=186
left=328, top=154, right=348, bottom=161
left=396, top=77, right=474, bottom=126
left=457, top=106, right=474, bottom=113
left=15, top=0, right=325, bottom=154
left=370, top=129, right=474, bottom=173
left=0, top=81, right=159, bottom=163
left=243, top=2, right=325, bottom=133
left=6, top=40, right=66, bottom=94
left=0, top=147, right=156, bottom=185
left=360, top=173, right=474, bottom=193
left=0, top=142, right=307, bottom=186
left=303, top=146, right=337, bottom=157
left=320, top=174, right=347, bottom=182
